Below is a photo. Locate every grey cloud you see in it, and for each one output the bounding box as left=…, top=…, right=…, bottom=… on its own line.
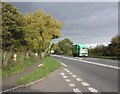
left=11, top=2, right=118, bottom=45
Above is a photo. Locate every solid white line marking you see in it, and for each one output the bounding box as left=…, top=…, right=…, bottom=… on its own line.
left=81, top=82, right=90, bottom=86
left=88, top=87, right=98, bottom=92
left=73, top=88, right=81, bottom=92
left=2, top=85, right=24, bottom=92
left=63, top=76, right=68, bottom=79
left=60, top=73, right=65, bottom=76
left=60, top=62, right=67, bottom=67
left=72, top=75, right=77, bottom=78
left=79, top=60, right=120, bottom=70
left=69, top=84, right=76, bottom=88
left=53, top=55, right=119, bottom=70
left=76, top=78, right=83, bottom=81
left=65, top=79, right=71, bottom=82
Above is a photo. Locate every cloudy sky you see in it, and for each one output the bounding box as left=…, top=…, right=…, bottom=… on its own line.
left=10, top=2, right=118, bottom=47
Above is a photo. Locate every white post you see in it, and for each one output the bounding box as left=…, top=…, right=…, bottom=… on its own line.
left=13, top=54, right=17, bottom=61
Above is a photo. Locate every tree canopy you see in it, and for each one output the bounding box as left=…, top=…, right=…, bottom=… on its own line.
left=52, top=38, right=73, bottom=55
left=2, top=2, right=26, bottom=51
left=24, top=10, right=63, bottom=53
left=89, top=35, right=120, bottom=59
left=2, top=2, right=63, bottom=54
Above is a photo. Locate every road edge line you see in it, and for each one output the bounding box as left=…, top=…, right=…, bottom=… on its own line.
left=2, top=85, right=24, bottom=93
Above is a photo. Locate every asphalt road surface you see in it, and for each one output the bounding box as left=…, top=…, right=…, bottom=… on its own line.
left=52, top=55, right=119, bottom=92
left=5, top=55, right=119, bottom=93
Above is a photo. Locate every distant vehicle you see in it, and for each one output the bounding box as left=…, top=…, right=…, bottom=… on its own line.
left=72, top=44, right=88, bottom=57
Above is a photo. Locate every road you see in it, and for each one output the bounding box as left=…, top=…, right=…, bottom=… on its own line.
left=52, top=55, right=119, bottom=92
left=5, top=55, right=119, bottom=93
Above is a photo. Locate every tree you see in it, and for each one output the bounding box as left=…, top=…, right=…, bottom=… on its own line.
left=2, top=2, right=27, bottom=65
left=52, top=38, right=73, bottom=55
left=108, top=35, right=120, bottom=57
left=24, top=10, right=63, bottom=56
left=89, top=35, right=120, bottom=59
left=2, top=2, right=26, bottom=51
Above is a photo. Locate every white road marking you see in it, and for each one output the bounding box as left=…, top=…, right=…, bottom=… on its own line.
left=66, top=70, right=70, bottom=73
left=69, top=84, right=76, bottom=88
left=88, top=87, right=98, bottom=92
left=65, top=79, right=71, bottom=82
left=72, top=75, right=77, bottom=78
left=69, top=72, right=73, bottom=75
left=53, top=55, right=119, bottom=70
left=81, top=82, right=90, bottom=86
left=2, top=85, right=24, bottom=92
left=64, top=68, right=68, bottom=71
left=59, top=65, right=99, bottom=93
left=79, top=60, right=120, bottom=70
left=60, top=73, right=65, bottom=76
left=73, top=88, right=81, bottom=92
left=62, top=76, right=68, bottom=79
left=60, top=62, right=67, bottom=67
left=76, top=78, right=83, bottom=81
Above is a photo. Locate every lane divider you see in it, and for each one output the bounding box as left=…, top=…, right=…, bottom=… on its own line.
left=62, top=75, right=68, bottom=79
left=72, top=75, right=77, bottom=78
left=73, top=88, right=81, bottom=92
left=65, top=79, right=71, bottom=82
left=60, top=71, right=82, bottom=93
left=60, top=73, right=65, bottom=76
left=69, top=84, right=76, bottom=88
left=69, top=72, right=73, bottom=75
left=76, top=78, right=83, bottom=82
left=63, top=68, right=99, bottom=93
left=81, top=82, right=90, bottom=86
left=88, top=87, right=98, bottom=93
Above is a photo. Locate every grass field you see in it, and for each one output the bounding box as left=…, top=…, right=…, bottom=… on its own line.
left=16, top=56, right=61, bottom=85
left=2, top=55, right=37, bottom=77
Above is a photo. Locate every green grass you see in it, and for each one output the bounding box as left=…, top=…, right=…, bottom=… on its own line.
left=16, top=57, right=61, bottom=85
left=2, top=57, right=36, bottom=77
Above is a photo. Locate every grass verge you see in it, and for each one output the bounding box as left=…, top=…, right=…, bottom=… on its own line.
left=2, top=56, right=37, bottom=77
left=16, top=56, right=61, bottom=85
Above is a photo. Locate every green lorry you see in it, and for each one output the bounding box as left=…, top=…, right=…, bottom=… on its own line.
left=72, top=44, right=88, bottom=57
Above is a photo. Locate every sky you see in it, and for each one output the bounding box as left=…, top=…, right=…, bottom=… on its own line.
left=10, top=2, right=118, bottom=47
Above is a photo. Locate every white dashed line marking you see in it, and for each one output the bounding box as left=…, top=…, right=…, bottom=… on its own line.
left=76, top=78, right=83, bottom=81
left=88, top=87, right=98, bottom=92
left=69, top=72, right=73, bottom=75
left=64, top=68, right=67, bottom=71
left=60, top=73, right=65, bottom=76
left=62, top=76, right=68, bottom=79
left=65, top=79, right=71, bottom=82
left=61, top=67, right=99, bottom=93
left=81, top=82, right=90, bottom=86
left=72, top=75, right=77, bottom=78
left=69, top=84, right=76, bottom=88
left=66, top=70, right=70, bottom=73
left=73, top=88, right=81, bottom=92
